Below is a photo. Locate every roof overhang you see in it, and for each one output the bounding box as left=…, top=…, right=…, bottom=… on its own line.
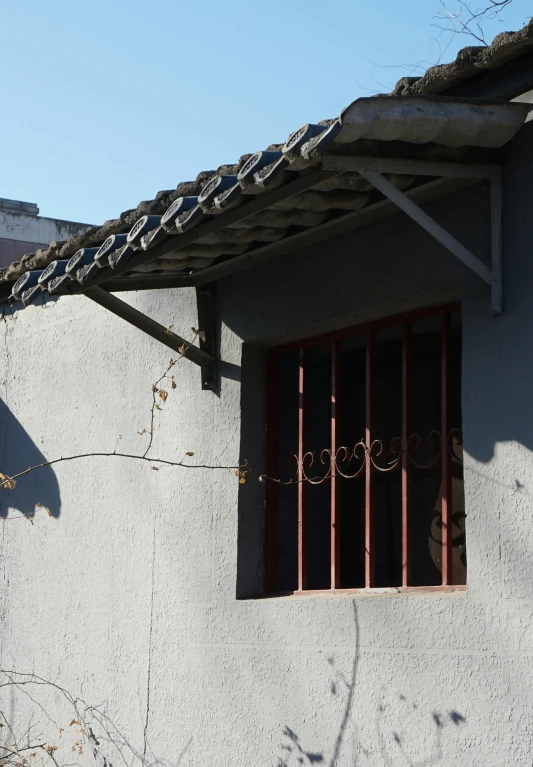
left=2, top=97, right=528, bottom=299
left=1, top=95, right=529, bottom=387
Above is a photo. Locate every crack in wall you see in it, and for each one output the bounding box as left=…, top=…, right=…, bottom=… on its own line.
left=143, top=509, right=157, bottom=763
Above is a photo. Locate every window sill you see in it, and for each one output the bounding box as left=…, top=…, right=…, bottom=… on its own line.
left=262, top=585, right=467, bottom=600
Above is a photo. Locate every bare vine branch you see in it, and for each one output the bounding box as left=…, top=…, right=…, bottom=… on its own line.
left=141, top=348, right=187, bottom=459
left=141, top=330, right=202, bottom=459
left=0, top=453, right=245, bottom=492
left=0, top=668, right=183, bottom=767
left=434, top=0, right=515, bottom=46
left=0, top=328, right=249, bottom=504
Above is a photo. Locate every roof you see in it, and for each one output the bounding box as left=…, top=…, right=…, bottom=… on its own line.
left=0, top=198, right=39, bottom=216
left=3, top=19, right=533, bottom=306
left=393, top=18, right=533, bottom=97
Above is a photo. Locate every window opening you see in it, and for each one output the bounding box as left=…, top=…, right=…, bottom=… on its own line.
left=266, top=305, right=465, bottom=594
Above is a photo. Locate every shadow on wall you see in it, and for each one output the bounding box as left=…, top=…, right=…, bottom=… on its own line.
left=0, top=397, right=61, bottom=518
left=277, top=603, right=466, bottom=767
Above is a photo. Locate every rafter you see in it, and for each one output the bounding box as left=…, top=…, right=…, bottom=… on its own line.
left=357, top=167, right=502, bottom=313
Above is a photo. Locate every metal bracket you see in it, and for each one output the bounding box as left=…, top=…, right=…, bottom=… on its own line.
left=85, top=286, right=216, bottom=384
left=195, top=285, right=217, bottom=390
left=323, top=156, right=503, bottom=314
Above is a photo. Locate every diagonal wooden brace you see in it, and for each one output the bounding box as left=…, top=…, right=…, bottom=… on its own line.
left=85, top=286, right=215, bottom=376
left=359, top=169, right=502, bottom=314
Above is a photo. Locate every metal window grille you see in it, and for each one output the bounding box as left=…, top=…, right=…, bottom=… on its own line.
left=266, top=304, right=465, bottom=595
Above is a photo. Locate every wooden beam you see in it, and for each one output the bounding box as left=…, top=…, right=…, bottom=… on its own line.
left=0, top=176, right=476, bottom=305
left=85, top=286, right=214, bottom=370
left=360, top=170, right=492, bottom=285
left=105, top=275, right=191, bottom=292
left=188, top=176, right=476, bottom=287
left=322, top=155, right=495, bottom=179
left=195, top=285, right=217, bottom=390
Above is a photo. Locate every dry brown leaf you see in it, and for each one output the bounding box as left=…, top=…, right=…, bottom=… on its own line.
left=171, top=379, right=177, bottom=389
left=151, top=384, right=158, bottom=392
left=235, top=468, right=248, bottom=485
left=191, top=327, right=206, bottom=342
left=70, top=720, right=81, bottom=727
left=185, top=451, right=195, bottom=457
left=151, top=466, right=159, bottom=471
left=155, top=404, right=162, bottom=411
left=0, top=473, right=16, bottom=490
left=158, top=390, right=168, bottom=402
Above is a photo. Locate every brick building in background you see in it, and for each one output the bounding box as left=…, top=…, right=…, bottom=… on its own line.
left=0, top=197, right=89, bottom=269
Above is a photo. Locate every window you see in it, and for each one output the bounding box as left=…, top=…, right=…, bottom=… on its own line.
left=266, top=305, right=465, bottom=594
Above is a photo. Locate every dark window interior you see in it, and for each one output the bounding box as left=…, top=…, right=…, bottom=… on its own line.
left=267, top=307, right=465, bottom=593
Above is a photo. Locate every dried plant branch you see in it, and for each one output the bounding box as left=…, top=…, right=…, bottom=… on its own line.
left=142, top=354, right=182, bottom=459
left=0, top=669, right=169, bottom=767
left=0, top=453, right=245, bottom=492
left=360, top=0, right=517, bottom=93
left=1, top=327, right=250, bottom=501
left=142, top=331, right=202, bottom=459
left=434, top=0, right=515, bottom=46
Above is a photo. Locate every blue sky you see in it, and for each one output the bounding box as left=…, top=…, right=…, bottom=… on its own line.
left=1, top=0, right=531, bottom=225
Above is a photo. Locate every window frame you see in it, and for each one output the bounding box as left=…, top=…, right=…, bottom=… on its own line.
left=265, top=302, right=466, bottom=597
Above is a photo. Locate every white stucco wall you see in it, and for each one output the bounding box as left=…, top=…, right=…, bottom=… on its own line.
left=2, top=126, right=533, bottom=765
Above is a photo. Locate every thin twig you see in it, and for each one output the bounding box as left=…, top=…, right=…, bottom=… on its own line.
left=0, top=453, right=244, bottom=490
left=0, top=669, right=154, bottom=767
left=0, top=745, right=45, bottom=759
left=142, top=355, right=183, bottom=459
left=434, top=0, right=515, bottom=46
left=142, top=335, right=196, bottom=459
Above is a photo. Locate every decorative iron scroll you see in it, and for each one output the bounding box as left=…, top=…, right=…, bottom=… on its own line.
left=267, top=430, right=462, bottom=485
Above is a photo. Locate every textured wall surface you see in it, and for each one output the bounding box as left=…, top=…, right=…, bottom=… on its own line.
left=2, top=127, right=533, bottom=766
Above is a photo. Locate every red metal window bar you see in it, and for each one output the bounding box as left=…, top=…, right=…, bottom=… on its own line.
left=266, top=305, right=466, bottom=595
